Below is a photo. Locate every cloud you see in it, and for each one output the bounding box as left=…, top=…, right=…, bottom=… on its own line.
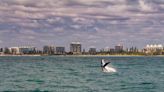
left=139, top=0, right=153, bottom=11
left=0, top=0, right=164, bottom=49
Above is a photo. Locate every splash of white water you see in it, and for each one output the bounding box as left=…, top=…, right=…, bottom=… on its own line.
left=102, top=65, right=117, bottom=73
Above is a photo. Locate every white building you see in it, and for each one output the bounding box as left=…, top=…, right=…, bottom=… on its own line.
left=9, top=47, right=20, bottom=54
left=9, top=46, right=36, bottom=54
left=144, top=44, right=163, bottom=54
left=70, top=42, right=82, bottom=55
left=19, top=46, right=36, bottom=54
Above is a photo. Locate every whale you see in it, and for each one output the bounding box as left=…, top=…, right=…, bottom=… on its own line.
left=101, top=59, right=117, bottom=72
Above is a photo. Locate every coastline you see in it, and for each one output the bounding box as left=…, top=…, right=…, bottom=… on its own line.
left=0, top=54, right=41, bottom=56
left=62, top=55, right=164, bottom=57
left=0, top=54, right=164, bottom=57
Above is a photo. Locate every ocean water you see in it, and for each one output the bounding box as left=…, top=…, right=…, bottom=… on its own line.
left=0, top=56, right=164, bottom=92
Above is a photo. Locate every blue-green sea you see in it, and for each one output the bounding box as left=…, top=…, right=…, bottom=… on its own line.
left=0, top=56, right=164, bottom=92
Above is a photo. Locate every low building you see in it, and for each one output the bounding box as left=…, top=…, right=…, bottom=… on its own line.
left=55, top=47, right=65, bottom=55
left=9, top=47, right=20, bottom=54
left=104, top=47, right=110, bottom=52
left=4, top=47, right=10, bottom=54
left=8, top=46, right=37, bottom=55
left=0, top=48, right=3, bottom=52
left=110, top=48, right=115, bottom=53
left=19, top=46, right=37, bottom=54
left=0, top=48, right=4, bottom=55
left=89, top=48, right=96, bottom=55
left=144, top=44, right=163, bottom=54
left=115, top=44, right=123, bottom=53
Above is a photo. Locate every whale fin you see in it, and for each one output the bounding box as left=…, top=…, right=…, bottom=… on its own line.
left=103, top=62, right=110, bottom=67
left=101, top=59, right=110, bottom=67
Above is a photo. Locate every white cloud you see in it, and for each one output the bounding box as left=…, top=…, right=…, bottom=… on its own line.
left=107, top=4, right=128, bottom=13
left=139, top=0, right=152, bottom=11
left=139, top=0, right=158, bottom=12
left=0, top=0, right=164, bottom=49
left=77, top=0, right=126, bottom=4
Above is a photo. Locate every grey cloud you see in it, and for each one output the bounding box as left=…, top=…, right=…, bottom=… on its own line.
left=0, top=0, right=164, bottom=49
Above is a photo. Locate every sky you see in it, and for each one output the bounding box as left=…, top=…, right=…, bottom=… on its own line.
left=0, top=0, right=164, bottom=50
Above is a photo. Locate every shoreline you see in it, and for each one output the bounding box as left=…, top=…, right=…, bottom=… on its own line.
left=0, top=54, right=41, bottom=56
left=48, top=54, right=162, bottom=57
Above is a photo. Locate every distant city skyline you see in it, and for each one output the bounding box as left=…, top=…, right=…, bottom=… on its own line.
left=0, top=0, right=164, bottom=50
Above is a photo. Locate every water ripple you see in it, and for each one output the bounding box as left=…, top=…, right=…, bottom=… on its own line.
left=0, top=56, right=164, bottom=91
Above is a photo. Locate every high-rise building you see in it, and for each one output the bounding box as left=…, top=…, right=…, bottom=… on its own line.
left=43, top=45, right=55, bottom=55
left=70, top=42, right=82, bottom=55
left=115, top=44, right=123, bottom=52
left=55, top=47, right=65, bottom=55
